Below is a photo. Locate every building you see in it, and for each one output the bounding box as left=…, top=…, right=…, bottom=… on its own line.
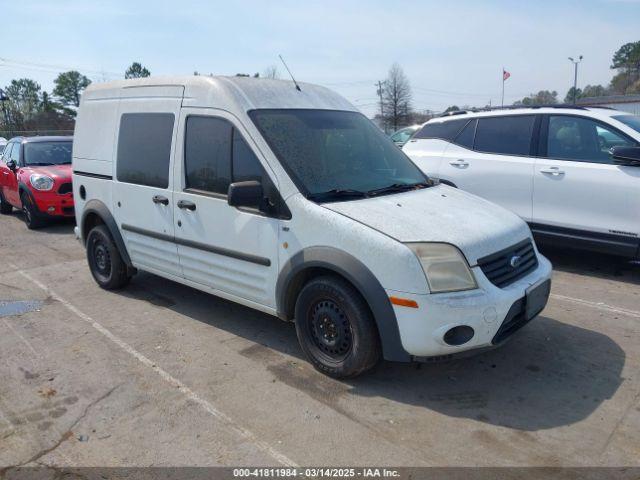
left=577, top=94, right=640, bottom=115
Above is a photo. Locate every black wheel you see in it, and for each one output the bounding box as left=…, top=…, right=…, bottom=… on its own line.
left=20, top=192, right=45, bottom=229
left=0, top=190, right=12, bottom=214
left=294, top=276, right=381, bottom=378
left=86, top=225, right=130, bottom=290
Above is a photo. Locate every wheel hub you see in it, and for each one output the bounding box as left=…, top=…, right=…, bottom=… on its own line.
left=310, top=300, right=352, bottom=358
left=93, top=242, right=111, bottom=275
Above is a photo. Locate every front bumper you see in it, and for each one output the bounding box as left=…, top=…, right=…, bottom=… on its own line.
left=32, top=190, right=75, bottom=217
left=387, top=253, right=552, bottom=358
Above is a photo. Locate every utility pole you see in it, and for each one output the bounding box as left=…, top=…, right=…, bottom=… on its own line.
left=376, top=80, right=385, bottom=131
left=568, top=55, right=583, bottom=105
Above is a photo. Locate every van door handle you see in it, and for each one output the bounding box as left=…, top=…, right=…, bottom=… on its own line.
left=449, top=159, right=469, bottom=167
left=177, top=200, right=196, bottom=211
left=540, top=167, right=565, bottom=176
left=152, top=195, right=169, bottom=205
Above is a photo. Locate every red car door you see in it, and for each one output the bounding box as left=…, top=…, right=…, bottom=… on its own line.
left=2, top=142, right=21, bottom=206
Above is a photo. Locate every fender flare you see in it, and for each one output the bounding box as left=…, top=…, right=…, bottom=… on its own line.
left=276, top=246, right=411, bottom=362
left=81, top=199, right=133, bottom=267
left=18, top=183, right=41, bottom=214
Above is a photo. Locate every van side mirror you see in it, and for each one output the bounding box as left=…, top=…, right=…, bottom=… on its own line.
left=6, top=159, right=16, bottom=171
left=228, top=181, right=264, bottom=210
left=611, top=146, right=640, bottom=167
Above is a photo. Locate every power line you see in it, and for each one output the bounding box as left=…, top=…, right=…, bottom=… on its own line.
left=0, top=57, right=120, bottom=78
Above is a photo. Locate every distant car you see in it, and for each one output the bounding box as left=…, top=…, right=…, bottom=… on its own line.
left=390, top=125, right=420, bottom=147
left=0, top=136, right=74, bottom=229
left=403, top=106, right=640, bottom=258
left=0, top=137, right=7, bottom=154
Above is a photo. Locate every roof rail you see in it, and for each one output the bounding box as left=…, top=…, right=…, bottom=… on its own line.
left=437, top=103, right=598, bottom=118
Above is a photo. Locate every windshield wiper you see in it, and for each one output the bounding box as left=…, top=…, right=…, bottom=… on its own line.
left=367, top=182, right=430, bottom=197
left=308, top=188, right=369, bottom=202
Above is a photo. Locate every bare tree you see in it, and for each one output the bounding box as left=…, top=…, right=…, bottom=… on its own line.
left=262, top=65, right=280, bottom=79
left=382, top=63, right=413, bottom=131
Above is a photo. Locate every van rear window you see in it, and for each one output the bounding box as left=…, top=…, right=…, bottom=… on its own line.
left=117, top=113, right=175, bottom=188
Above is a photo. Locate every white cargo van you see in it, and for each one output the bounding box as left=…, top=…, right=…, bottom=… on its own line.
left=72, top=76, right=552, bottom=378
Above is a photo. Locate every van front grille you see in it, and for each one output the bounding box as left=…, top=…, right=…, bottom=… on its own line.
left=478, top=239, right=538, bottom=288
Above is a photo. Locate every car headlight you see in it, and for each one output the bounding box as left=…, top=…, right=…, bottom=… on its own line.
left=29, top=174, right=54, bottom=191
left=406, top=243, right=477, bottom=293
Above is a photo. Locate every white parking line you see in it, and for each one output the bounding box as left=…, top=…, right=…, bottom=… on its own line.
left=11, top=264, right=297, bottom=468
left=551, top=293, right=640, bottom=319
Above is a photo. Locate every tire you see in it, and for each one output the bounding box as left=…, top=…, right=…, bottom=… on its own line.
left=20, top=192, right=46, bottom=229
left=86, top=225, right=130, bottom=290
left=294, top=276, right=381, bottom=378
left=0, top=190, right=12, bottom=214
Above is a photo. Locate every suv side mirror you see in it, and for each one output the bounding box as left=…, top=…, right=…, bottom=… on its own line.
left=228, top=181, right=264, bottom=210
left=611, top=146, right=640, bottom=167
left=6, top=159, right=16, bottom=171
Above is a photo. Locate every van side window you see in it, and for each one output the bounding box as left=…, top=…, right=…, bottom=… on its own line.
left=232, top=132, right=265, bottom=183
left=117, top=113, right=175, bottom=188
left=474, top=116, right=535, bottom=156
left=185, top=116, right=232, bottom=194
left=2, top=143, right=13, bottom=162
left=185, top=116, right=272, bottom=197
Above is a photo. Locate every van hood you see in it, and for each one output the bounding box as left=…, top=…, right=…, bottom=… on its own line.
left=322, top=185, right=532, bottom=265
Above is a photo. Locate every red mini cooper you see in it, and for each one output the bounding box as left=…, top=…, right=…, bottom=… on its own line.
left=0, top=136, right=74, bottom=229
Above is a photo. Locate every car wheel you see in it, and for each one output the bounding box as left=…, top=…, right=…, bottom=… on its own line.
left=0, top=191, right=12, bottom=214
left=86, top=225, right=130, bottom=290
left=20, top=192, right=45, bottom=229
left=294, top=276, right=381, bottom=378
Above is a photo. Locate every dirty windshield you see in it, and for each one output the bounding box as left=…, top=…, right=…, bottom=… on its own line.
left=249, top=109, right=428, bottom=201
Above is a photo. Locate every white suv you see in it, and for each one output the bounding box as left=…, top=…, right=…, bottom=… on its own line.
left=403, top=107, right=640, bottom=258
left=72, top=76, right=551, bottom=378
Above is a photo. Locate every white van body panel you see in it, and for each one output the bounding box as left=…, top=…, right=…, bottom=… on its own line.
left=73, top=76, right=553, bottom=363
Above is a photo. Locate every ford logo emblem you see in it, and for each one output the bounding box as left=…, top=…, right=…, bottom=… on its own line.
left=510, top=255, right=522, bottom=269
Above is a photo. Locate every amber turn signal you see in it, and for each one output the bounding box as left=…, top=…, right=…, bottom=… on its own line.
left=389, top=296, right=419, bottom=308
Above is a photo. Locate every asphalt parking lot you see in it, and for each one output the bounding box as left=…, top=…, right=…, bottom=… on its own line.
left=0, top=212, right=639, bottom=468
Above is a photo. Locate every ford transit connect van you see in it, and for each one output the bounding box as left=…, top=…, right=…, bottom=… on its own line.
left=73, top=76, right=552, bottom=378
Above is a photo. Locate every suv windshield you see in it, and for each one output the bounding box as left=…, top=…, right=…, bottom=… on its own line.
left=24, top=141, right=72, bottom=166
left=249, top=109, right=428, bottom=201
left=613, top=115, right=640, bottom=135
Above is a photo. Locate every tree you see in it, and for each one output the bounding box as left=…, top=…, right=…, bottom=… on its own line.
left=610, top=41, right=640, bottom=93
left=381, top=63, right=413, bottom=131
left=53, top=71, right=91, bottom=109
left=515, top=90, right=558, bottom=106
left=581, top=84, right=609, bottom=98
left=564, top=87, right=582, bottom=104
left=3, top=78, right=42, bottom=129
left=262, top=65, right=280, bottom=79
left=125, top=62, right=151, bottom=79
left=444, top=105, right=460, bottom=113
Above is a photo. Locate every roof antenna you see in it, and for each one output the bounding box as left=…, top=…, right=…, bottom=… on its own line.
left=279, top=54, right=301, bottom=91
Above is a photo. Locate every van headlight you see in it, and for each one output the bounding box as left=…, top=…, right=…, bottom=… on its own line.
left=406, top=243, right=477, bottom=293
left=29, top=174, right=54, bottom=191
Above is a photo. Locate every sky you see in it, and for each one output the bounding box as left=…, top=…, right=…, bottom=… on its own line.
left=1, top=0, right=639, bottom=118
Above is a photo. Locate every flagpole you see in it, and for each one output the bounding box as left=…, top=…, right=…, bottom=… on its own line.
left=501, top=67, right=505, bottom=108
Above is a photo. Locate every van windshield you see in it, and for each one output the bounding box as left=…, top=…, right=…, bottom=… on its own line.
left=24, top=141, right=72, bottom=166
left=249, top=109, right=428, bottom=202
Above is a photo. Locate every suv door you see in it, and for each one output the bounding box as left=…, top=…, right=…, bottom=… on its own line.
left=0, top=142, right=13, bottom=200
left=438, top=115, right=538, bottom=221
left=532, top=114, right=640, bottom=256
left=113, top=86, right=184, bottom=278
left=172, top=109, right=281, bottom=310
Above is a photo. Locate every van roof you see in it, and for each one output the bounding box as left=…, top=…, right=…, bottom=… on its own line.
left=83, top=75, right=357, bottom=113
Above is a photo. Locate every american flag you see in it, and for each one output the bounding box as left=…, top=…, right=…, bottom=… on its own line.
left=503, top=70, right=511, bottom=81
